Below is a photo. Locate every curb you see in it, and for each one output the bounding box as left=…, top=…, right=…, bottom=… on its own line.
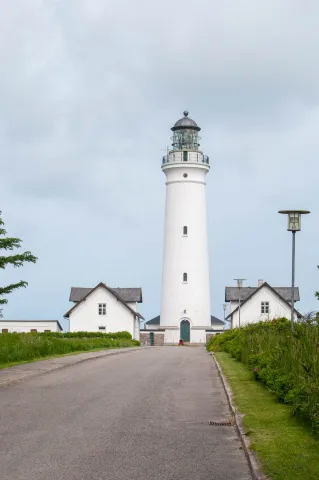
left=212, top=353, right=268, bottom=480
left=0, top=347, right=147, bottom=388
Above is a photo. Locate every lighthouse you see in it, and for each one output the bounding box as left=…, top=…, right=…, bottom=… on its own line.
left=160, top=111, right=211, bottom=344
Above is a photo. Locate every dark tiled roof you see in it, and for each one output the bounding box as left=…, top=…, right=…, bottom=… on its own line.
left=69, top=287, right=142, bottom=303
left=145, top=315, right=225, bottom=326
left=112, top=288, right=142, bottom=303
left=211, top=316, right=225, bottom=325
left=225, top=286, right=300, bottom=302
left=145, top=315, right=160, bottom=325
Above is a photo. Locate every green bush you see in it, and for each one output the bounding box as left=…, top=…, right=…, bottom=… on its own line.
left=0, top=331, right=138, bottom=367
left=207, top=318, right=319, bottom=436
left=40, top=331, right=132, bottom=340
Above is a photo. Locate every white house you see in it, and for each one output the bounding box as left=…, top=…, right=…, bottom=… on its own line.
left=225, top=280, right=301, bottom=328
left=64, top=282, right=144, bottom=340
left=0, top=320, right=63, bottom=333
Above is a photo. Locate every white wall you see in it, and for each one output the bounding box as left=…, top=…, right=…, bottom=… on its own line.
left=0, top=321, right=62, bottom=333
left=145, top=323, right=160, bottom=330
left=164, top=327, right=207, bottom=344
left=69, top=285, right=139, bottom=339
left=230, top=301, right=239, bottom=313
left=160, top=162, right=211, bottom=332
left=231, top=285, right=294, bottom=328
left=126, top=302, right=137, bottom=312
left=211, top=324, right=224, bottom=331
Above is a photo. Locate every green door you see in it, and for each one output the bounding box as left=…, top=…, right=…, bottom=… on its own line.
left=180, top=320, right=190, bottom=342
left=149, top=332, right=155, bottom=346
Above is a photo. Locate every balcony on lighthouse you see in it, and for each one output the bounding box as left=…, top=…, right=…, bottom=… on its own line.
left=162, top=111, right=209, bottom=167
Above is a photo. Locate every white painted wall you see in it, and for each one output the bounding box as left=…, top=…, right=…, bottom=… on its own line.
left=164, top=327, right=207, bottom=344
left=145, top=323, right=160, bottom=330
left=69, top=286, right=139, bottom=339
left=0, top=321, right=62, bottom=333
left=230, top=301, right=239, bottom=313
left=126, top=302, right=137, bottom=312
left=160, top=162, right=211, bottom=337
left=231, top=285, right=294, bottom=328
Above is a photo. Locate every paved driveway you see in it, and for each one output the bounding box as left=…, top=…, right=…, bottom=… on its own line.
left=0, top=347, right=251, bottom=480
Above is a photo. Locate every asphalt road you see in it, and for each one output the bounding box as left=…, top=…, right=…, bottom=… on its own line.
left=0, top=347, right=251, bottom=480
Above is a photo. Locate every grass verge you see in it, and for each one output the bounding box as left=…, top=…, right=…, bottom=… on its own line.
left=216, top=351, right=319, bottom=480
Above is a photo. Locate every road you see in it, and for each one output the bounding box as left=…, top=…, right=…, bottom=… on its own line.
left=0, top=347, right=251, bottom=480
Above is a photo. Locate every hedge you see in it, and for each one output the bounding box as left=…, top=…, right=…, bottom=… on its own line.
left=41, top=331, right=132, bottom=339
left=0, top=331, right=139, bottom=366
left=206, top=318, right=319, bottom=436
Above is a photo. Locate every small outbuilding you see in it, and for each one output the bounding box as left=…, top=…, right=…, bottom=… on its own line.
left=0, top=320, right=63, bottom=333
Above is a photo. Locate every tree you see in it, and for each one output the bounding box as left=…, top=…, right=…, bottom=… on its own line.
left=314, top=266, right=319, bottom=323
left=0, top=211, right=37, bottom=317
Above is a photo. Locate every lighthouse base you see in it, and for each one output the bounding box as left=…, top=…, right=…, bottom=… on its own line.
left=140, top=326, right=223, bottom=346
left=163, top=327, right=208, bottom=345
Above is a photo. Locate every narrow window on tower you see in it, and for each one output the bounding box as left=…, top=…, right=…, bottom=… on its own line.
left=183, top=226, right=188, bottom=236
left=183, top=272, right=188, bottom=283
left=183, top=151, right=188, bottom=162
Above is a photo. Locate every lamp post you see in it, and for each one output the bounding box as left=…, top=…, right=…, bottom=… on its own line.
left=234, top=279, right=246, bottom=328
left=223, top=304, right=227, bottom=330
left=278, top=210, right=310, bottom=331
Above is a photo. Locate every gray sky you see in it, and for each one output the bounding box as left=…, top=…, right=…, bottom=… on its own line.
left=1, top=0, right=318, bottom=329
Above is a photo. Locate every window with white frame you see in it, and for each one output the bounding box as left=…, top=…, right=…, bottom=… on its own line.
left=261, top=301, right=269, bottom=314
left=98, top=325, right=106, bottom=331
left=98, top=303, right=106, bottom=315
left=183, top=272, right=188, bottom=283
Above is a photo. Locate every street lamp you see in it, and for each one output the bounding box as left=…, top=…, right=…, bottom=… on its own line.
left=223, top=304, right=227, bottom=330
left=233, top=279, right=246, bottom=328
left=278, top=210, right=310, bottom=331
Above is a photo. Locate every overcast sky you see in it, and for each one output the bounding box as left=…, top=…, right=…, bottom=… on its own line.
left=1, top=0, right=318, bottom=329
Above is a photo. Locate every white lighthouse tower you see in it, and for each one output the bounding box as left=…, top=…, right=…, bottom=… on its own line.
left=160, top=111, right=211, bottom=344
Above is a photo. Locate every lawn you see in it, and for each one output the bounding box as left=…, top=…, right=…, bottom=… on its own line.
left=216, top=351, right=319, bottom=480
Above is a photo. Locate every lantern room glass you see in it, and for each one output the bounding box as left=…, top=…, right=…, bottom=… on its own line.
left=171, top=129, right=201, bottom=151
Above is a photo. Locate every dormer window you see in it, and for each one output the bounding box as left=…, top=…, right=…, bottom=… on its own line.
left=98, top=303, right=106, bottom=315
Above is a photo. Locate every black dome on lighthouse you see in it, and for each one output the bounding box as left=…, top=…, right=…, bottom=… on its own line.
left=172, top=111, right=201, bottom=132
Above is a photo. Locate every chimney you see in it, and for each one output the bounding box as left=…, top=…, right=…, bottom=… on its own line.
left=258, top=279, right=264, bottom=287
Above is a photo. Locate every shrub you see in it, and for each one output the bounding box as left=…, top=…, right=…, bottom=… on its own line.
left=207, top=319, right=319, bottom=436
left=0, top=331, right=137, bottom=366
left=41, top=331, right=132, bottom=340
